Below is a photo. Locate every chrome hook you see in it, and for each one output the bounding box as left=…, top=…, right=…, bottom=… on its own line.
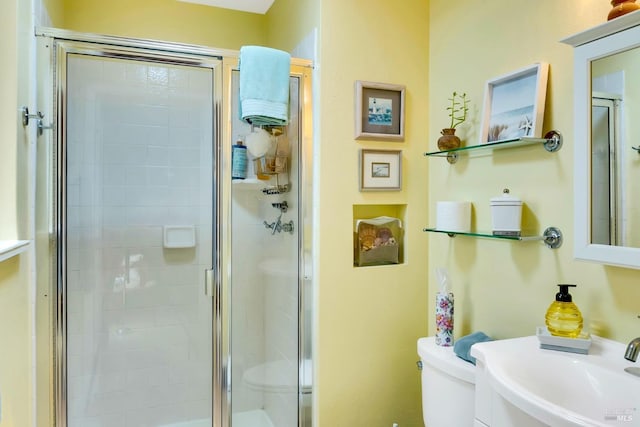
left=21, top=106, right=43, bottom=126
left=21, top=106, right=52, bottom=136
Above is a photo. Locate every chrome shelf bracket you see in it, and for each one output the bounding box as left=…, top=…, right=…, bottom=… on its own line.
left=542, top=226, right=563, bottom=249
left=542, top=130, right=563, bottom=153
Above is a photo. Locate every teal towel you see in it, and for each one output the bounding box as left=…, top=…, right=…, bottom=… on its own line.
left=453, top=331, right=493, bottom=365
left=239, top=45, right=291, bottom=126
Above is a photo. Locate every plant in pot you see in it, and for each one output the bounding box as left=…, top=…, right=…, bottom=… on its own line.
left=438, top=91, right=469, bottom=151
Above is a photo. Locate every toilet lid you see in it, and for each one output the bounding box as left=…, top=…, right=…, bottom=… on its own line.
left=418, top=337, right=475, bottom=383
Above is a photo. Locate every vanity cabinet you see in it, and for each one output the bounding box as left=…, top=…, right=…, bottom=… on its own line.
left=474, top=361, right=549, bottom=427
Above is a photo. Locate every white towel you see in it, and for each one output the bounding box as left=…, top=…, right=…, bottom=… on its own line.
left=239, top=45, right=291, bottom=126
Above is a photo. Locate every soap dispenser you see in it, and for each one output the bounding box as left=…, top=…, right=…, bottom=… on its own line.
left=545, top=284, right=583, bottom=338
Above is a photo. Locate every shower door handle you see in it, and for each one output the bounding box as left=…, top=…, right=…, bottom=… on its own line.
left=205, top=269, right=214, bottom=297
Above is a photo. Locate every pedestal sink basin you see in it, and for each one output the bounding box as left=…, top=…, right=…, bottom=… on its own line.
left=471, top=335, right=640, bottom=426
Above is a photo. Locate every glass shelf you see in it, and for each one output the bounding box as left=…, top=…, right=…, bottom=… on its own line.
left=424, top=130, right=562, bottom=164
left=423, top=227, right=563, bottom=249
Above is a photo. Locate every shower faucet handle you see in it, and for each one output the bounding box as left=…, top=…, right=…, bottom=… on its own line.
left=281, top=220, right=294, bottom=234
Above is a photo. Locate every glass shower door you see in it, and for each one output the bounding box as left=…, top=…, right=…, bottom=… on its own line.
left=229, top=71, right=302, bottom=427
left=63, top=51, right=216, bottom=427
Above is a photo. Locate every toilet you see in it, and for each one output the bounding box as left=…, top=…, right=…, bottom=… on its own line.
left=417, top=337, right=476, bottom=426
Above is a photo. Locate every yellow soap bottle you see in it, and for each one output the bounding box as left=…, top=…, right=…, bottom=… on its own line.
left=545, top=284, right=583, bottom=338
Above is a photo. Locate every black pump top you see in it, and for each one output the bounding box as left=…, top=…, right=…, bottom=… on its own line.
left=556, top=284, right=577, bottom=302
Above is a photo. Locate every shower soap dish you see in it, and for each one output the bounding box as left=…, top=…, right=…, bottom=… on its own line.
left=536, top=326, right=591, bottom=354
left=163, top=225, right=196, bottom=248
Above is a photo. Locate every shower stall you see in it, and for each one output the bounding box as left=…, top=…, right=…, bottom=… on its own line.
left=35, top=29, right=312, bottom=427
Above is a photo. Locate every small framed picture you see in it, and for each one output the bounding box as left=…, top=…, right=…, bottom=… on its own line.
left=359, top=149, right=402, bottom=191
left=355, top=81, right=405, bottom=141
left=480, top=62, right=549, bottom=144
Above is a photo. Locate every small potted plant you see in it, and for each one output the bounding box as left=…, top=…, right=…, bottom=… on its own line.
left=438, top=91, right=469, bottom=151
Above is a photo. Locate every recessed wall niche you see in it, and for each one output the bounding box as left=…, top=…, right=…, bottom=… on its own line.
left=353, top=204, right=407, bottom=267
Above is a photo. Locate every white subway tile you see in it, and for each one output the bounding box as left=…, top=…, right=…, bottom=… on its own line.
left=169, top=127, right=201, bottom=147
left=148, top=66, right=169, bottom=86
left=145, top=166, right=170, bottom=186
left=166, top=285, right=198, bottom=307
left=169, top=68, right=189, bottom=88
left=103, top=186, right=126, bottom=207
left=102, top=63, right=126, bottom=87
left=169, top=147, right=200, bottom=168
left=168, top=167, right=199, bottom=187
left=147, top=146, right=169, bottom=167
left=103, top=165, right=127, bottom=186
left=125, top=63, right=147, bottom=85
left=145, top=126, right=169, bottom=146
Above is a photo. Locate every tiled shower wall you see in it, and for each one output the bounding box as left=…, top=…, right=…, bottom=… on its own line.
left=231, top=75, right=300, bottom=427
left=65, top=54, right=213, bottom=427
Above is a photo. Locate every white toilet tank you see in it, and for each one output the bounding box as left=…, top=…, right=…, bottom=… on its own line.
left=417, top=337, right=475, bottom=426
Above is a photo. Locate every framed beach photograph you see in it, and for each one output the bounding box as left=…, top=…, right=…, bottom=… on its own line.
left=359, top=149, right=402, bottom=191
left=480, top=62, right=549, bottom=144
left=355, top=81, right=405, bottom=141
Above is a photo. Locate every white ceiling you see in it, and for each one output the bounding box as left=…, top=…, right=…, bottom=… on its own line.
left=177, top=0, right=275, bottom=14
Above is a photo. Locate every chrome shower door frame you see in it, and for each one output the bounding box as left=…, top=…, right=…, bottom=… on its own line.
left=40, top=29, right=227, bottom=427
left=221, top=58, right=314, bottom=427
left=39, top=28, right=314, bottom=427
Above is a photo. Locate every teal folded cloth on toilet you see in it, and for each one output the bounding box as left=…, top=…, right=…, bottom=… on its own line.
left=453, top=331, right=493, bottom=365
left=239, top=45, right=291, bottom=126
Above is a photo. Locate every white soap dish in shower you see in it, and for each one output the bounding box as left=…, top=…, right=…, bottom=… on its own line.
left=163, top=225, right=196, bottom=248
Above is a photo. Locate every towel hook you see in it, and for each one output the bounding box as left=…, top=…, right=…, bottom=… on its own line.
left=21, top=106, right=43, bottom=126
left=21, top=106, right=53, bottom=136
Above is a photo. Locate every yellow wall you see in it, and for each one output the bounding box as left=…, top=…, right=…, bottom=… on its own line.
left=14, top=1, right=640, bottom=427
left=428, top=0, right=640, bottom=347
left=43, top=0, right=64, bottom=26
left=266, top=0, right=318, bottom=53
left=0, top=0, right=18, bottom=240
left=315, top=0, right=429, bottom=425
left=0, top=0, right=34, bottom=425
left=61, top=0, right=267, bottom=49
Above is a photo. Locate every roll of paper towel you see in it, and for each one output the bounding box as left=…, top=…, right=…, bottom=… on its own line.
left=436, top=201, right=471, bottom=232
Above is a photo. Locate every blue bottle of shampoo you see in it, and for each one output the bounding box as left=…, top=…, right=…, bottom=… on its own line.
left=232, top=139, right=247, bottom=180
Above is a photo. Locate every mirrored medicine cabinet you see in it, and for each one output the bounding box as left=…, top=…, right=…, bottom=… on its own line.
left=561, top=12, right=640, bottom=269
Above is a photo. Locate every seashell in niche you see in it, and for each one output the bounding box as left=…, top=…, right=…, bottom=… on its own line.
left=358, top=224, right=377, bottom=251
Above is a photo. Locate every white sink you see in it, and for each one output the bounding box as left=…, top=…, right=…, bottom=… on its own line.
left=471, top=335, right=640, bottom=426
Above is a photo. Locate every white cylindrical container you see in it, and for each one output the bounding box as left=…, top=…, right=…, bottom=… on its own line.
left=490, top=189, right=522, bottom=236
left=436, top=201, right=471, bottom=233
